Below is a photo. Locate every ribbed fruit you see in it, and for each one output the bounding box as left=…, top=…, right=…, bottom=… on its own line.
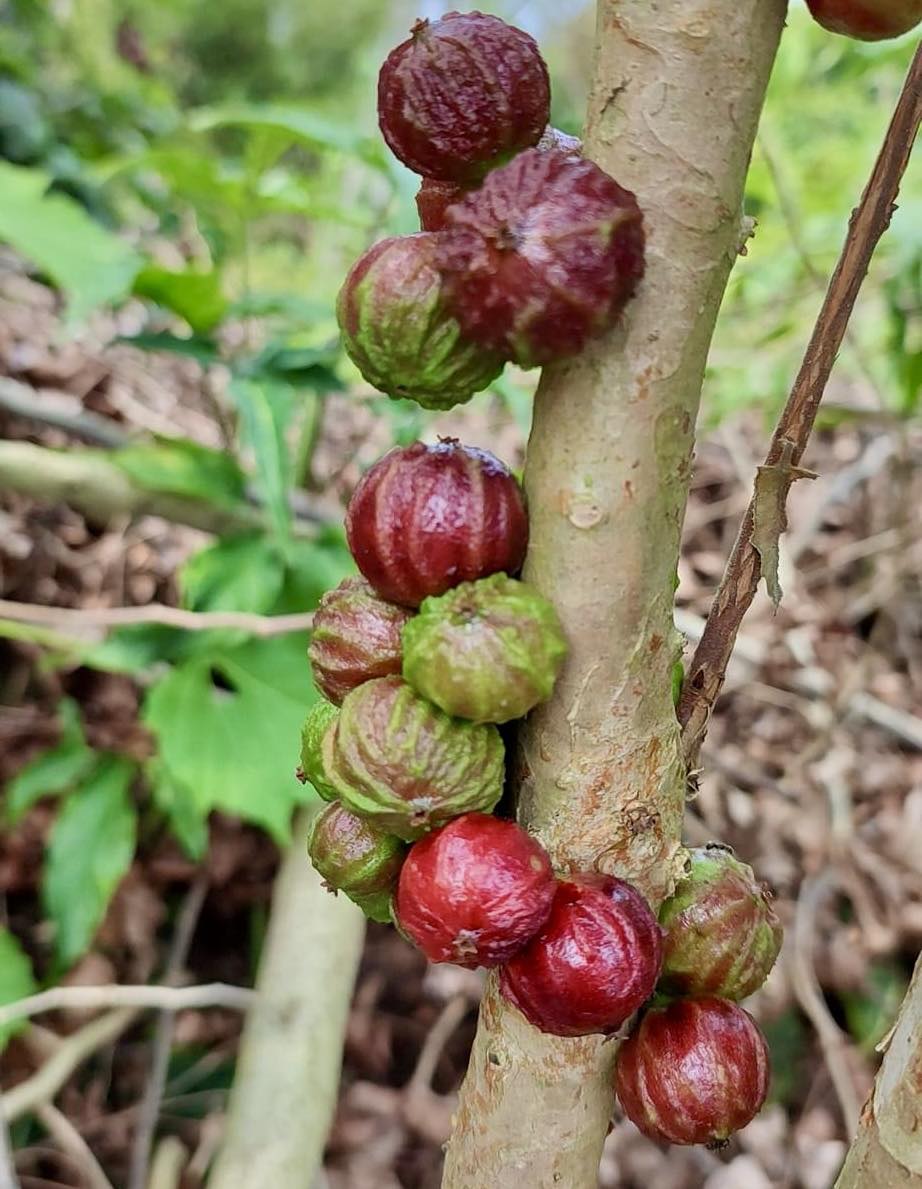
left=614, top=997, right=770, bottom=1146
left=378, top=11, right=550, bottom=183
left=499, top=874, right=663, bottom=1036
left=308, top=576, right=412, bottom=705
left=298, top=700, right=340, bottom=802
left=308, top=800, right=405, bottom=923
left=328, top=676, right=505, bottom=840
left=345, top=439, right=528, bottom=608
left=394, top=813, right=555, bottom=967
left=659, top=845, right=783, bottom=1001
left=437, top=147, right=645, bottom=368
left=805, top=0, right=921, bottom=39
left=337, top=233, right=505, bottom=410
left=402, top=573, right=567, bottom=723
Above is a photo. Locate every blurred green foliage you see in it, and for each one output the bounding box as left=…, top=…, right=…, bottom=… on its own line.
left=0, top=0, right=918, bottom=988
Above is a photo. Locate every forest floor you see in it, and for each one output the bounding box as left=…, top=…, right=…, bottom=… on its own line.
left=0, top=269, right=920, bottom=1189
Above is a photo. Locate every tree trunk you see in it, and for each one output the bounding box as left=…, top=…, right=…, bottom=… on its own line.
left=835, top=952, right=922, bottom=1189
left=441, top=2, right=788, bottom=1185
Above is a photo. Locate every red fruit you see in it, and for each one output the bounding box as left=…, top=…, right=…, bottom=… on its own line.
left=394, top=813, right=555, bottom=968
left=437, top=148, right=645, bottom=368
left=345, top=439, right=528, bottom=608
left=499, top=875, right=663, bottom=1037
left=614, top=998, right=770, bottom=1146
left=308, top=577, right=412, bottom=705
left=806, top=0, right=921, bottom=39
left=415, top=177, right=470, bottom=232
left=378, top=12, right=550, bottom=183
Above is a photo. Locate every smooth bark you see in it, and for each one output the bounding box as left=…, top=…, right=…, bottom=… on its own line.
left=442, top=2, right=787, bottom=1185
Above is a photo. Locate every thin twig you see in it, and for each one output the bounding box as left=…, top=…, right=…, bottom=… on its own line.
left=129, top=875, right=208, bottom=1189
left=0, top=378, right=130, bottom=448
left=0, top=983, right=257, bottom=1030
left=678, top=45, right=922, bottom=766
left=406, top=995, right=470, bottom=1096
left=788, top=872, right=862, bottom=1131
left=3, top=1009, right=138, bottom=1124
left=147, top=1137, right=189, bottom=1189
left=0, top=600, right=313, bottom=639
left=35, top=1104, right=114, bottom=1189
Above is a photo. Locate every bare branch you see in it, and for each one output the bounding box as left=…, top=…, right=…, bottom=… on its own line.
left=35, top=1103, right=115, bottom=1189
left=0, top=982, right=256, bottom=1030
left=678, top=44, right=922, bottom=766
left=0, top=598, right=313, bottom=640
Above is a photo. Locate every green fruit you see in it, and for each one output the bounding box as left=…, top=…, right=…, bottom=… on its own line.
left=307, top=800, right=405, bottom=923
left=299, top=700, right=340, bottom=802
left=336, top=232, right=505, bottom=410
left=328, top=675, right=505, bottom=840
left=402, top=573, right=567, bottom=723
left=659, top=844, right=783, bottom=1001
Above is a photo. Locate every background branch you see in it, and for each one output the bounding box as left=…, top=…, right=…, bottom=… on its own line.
left=678, top=44, right=922, bottom=766
left=207, top=809, right=366, bottom=1189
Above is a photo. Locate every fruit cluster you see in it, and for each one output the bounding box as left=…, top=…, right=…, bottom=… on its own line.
left=337, top=10, right=645, bottom=403
left=298, top=11, right=784, bottom=1152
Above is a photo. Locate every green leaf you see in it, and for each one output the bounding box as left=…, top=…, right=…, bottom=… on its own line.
left=143, top=636, right=318, bottom=841
left=150, top=764, right=208, bottom=860
left=115, top=331, right=220, bottom=366
left=187, top=103, right=384, bottom=167
left=275, top=532, right=355, bottom=615
left=0, top=162, right=142, bottom=323
left=111, top=437, right=246, bottom=508
left=0, top=929, right=37, bottom=1052
left=228, top=378, right=293, bottom=552
left=246, top=343, right=342, bottom=394
left=132, top=265, right=227, bottom=334
left=81, top=624, right=200, bottom=674
left=43, top=756, right=137, bottom=966
left=181, top=534, right=286, bottom=614
left=5, top=699, right=93, bottom=824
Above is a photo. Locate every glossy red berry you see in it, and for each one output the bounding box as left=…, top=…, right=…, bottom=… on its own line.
left=378, top=12, right=550, bottom=183
left=308, top=577, right=412, bottom=705
left=805, top=0, right=921, bottom=40
left=499, top=874, right=663, bottom=1037
left=614, top=998, right=770, bottom=1146
left=345, top=439, right=528, bottom=608
left=394, top=813, right=555, bottom=968
left=437, top=148, right=645, bottom=368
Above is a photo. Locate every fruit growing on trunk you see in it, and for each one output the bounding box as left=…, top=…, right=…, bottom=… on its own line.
left=378, top=12, right=550, bottom=183
left=658, top=844, right=783, bottom=1000
left=402, top=573, right=567, bottom=723
left=308, top=576, right=412, bottom=705
left=499, top=874, right=663, bottom=1036
left=416, top=178, right=470, bottom=232
left=436, top=147, right=645, bottom=368
left=345, top=439, right=528, bottom=608
left=336, top=233, right=505, bottom=410
left=805, top=0, right=921, bottom=40
left=308, top=800, right=406, bottom=923
left=394, top=813, right=556, bottom=967
left=298, top=700, right=340, bottom=802
left=328, top=676, right=505, bottom=840
left=614, top=997, right=770, bottom=1146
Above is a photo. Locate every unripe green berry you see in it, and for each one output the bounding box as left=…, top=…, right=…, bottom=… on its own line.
left=659, top=844, right=783, bottom=1001
left=402, top=573, right=567, bottom=723
left=307, top=800, right=405, bottom=923
left=298, top=700, right=340, bottom=802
